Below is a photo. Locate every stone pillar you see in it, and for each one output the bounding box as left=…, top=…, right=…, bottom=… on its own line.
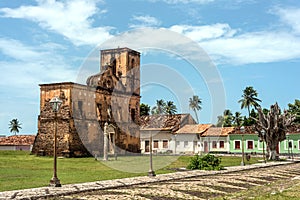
left=103, top=122, right=108, bottom=161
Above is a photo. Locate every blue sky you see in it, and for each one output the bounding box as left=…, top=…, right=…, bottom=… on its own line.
left=0, top=0, right=300, bottom=135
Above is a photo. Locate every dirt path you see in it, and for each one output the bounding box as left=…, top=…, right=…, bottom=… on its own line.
left=53, top=162, right=300, bottom=200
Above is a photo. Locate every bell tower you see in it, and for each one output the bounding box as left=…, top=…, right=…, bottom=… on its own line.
left=100, top=47, right=140, bottom=96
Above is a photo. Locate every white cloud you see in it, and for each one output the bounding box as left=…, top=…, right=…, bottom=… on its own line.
left=0, top=38, right=77, bottom=89
left=0, top=38, right=44, bottom=62
left=168, top=21, right=300, bottom=65
left=0, top=0, right=112, bottom=46
left=149, top=0, right=214, bottom=4
left=170, top=24, right=237, bottom=41
left=130, top=15, right=161, bottom=28
left=275, top=7, right=300, bottom=34
left=200, top=31, right=300, bottom=65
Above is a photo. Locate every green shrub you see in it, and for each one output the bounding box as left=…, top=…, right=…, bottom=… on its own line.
left=187, top=154, right=224, bottom=170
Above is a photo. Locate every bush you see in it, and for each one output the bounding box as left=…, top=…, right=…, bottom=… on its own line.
left=187, top=154, right=224, bottom=170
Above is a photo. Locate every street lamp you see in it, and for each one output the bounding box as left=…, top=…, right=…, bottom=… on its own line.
left=287, top=134, right=290, bottom=159
left=240, top=126, right=245, bottom=166
left=103, top=122, right=108, bottom=161
left=174, top=134, right=177, bottom=155
left=148, top=131, right=156, bottom=177
left=49, top=96, right=63, bottom=187
left=261, top=129, right=266, bottom=163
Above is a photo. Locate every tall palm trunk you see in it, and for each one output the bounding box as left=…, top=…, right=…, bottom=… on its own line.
left=247, top=106, right=250, bottom=117
left=193, top=108, right=199, bottom=124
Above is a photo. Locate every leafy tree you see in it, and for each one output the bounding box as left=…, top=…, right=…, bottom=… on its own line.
left=140, top=103, right=150, bottom=116
left=255, top=103, right=295, bottom=160
left=263, top=108, right=269, bottom=115
left=287, top=99, right=300, bottom=124
left=216, top=115, right=224, bottom=127
left=9, top=119, right=22, bottom=135
left=243, top=109, right=258, bottom=126
left=165, top=101, right=177, bottom=115
left=189, top=95, right=202, bottom=123
left=151, top=99, right=166, bottom=115
left=238, top=86, right=261, bottom=117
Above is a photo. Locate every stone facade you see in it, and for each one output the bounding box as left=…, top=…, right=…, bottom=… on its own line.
left=32, top=47, right=141, bottom=157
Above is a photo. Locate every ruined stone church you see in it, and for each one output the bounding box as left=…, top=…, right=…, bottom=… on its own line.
left=32, top=47, right=141, bottom=157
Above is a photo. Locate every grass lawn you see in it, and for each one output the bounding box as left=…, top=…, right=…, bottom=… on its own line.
left=0, top=151, right=259, bottom=192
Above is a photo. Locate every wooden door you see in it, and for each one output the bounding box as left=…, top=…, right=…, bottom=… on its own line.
left=204, top=141, right=208, bottom=153
left=145, top=141, right=150, bottom=152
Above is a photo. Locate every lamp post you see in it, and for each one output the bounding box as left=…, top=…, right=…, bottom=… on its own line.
left=287, top=134, right=290, bottom=159
left=103, top=122, right=108, bottom=161
left=174, top=134, right=177, bottom=155
left=240, top=126, right=245, bottom=166
left=49, top=96, right=63, bottom=187
left=261, top=129, right=266, bottom=163
left=148, top=131, right=156, bottom=177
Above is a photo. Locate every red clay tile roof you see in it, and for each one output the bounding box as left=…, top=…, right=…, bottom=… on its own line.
left=176, top=124, right=212, bottom=134
left=0, top=135, right=35, bottom=146
left=230, top=125, right=300, bottom=135
left=201, top=127, right=235, bottom=137
left=140, top=114, right=196, bottom=132
left=230, top=126, right=257, bottom=135
left=287, top=125, right=300, bottom=134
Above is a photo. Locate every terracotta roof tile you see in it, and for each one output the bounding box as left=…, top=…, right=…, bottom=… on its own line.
left=0, top=135, right=35, bottom=146
left=176, top=124, right=212, bottom=134
left=287, top=124, right=300, bottom=134
left=230, top=126, right=257, bottom=135
left=201, top=127, right=235, bottom=137
left=140, top=114, right=196, bottom=132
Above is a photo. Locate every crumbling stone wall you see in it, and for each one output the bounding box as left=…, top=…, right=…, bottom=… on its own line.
left=32, top=87, right=90, bottom=157
left=32, top=47, right=141, bottom=157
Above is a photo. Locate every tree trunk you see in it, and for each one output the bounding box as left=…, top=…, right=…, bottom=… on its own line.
left=255, top=103, right=295, bottom=161
left=247, top=107, right=250, bottom=117
left=194, top=109, right=199, bottom=124
left=266, top=137, right=278, bottom=160
left=269, top=150, right=277, bottom=160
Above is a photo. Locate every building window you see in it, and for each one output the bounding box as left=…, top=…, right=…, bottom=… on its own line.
left=235, top=141, right=241, bottom=149
left=78, top=100, right=83, bottom=116
left=145, top=140, right=150, bottom=152
left=184, top=141, right=188, bottom=148
left=131, top=108, right=136, bottom=122
left=212, top=141, right=217, bottom=149
left=247, top=140, right=254, bottom=149
left=176, top=141, right=180, bottom=147
left=153, top=140, right=158, bottom=148
left=219, top=141, right=225, bottom=148
left=163, top=140, right=168, bottom=148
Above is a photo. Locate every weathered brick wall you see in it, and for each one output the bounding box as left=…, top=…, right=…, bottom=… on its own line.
left=32, top=83, right=91, bottom=157
left=32, top=48, right=141, bottom=157
left=32, top=99, right=90, bottom=157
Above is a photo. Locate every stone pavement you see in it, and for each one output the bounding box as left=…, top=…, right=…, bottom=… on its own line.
left=0, top=160, right=297, bottom=200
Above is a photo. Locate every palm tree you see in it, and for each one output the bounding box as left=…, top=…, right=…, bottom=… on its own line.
left=216, top=115, right=224, bottom=127
left=9, top=119, right=22, bottom=135
left=223, top=109, right=233, bottom=127
left=165, top=101, right=177, bottom=115
left=189, top=95, right=202, bottom=123
left=238, top=86, right=261, bottom=117
left=151, top=99, right=166, bottom=115
left=233, top=112, right=243, bottom=127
